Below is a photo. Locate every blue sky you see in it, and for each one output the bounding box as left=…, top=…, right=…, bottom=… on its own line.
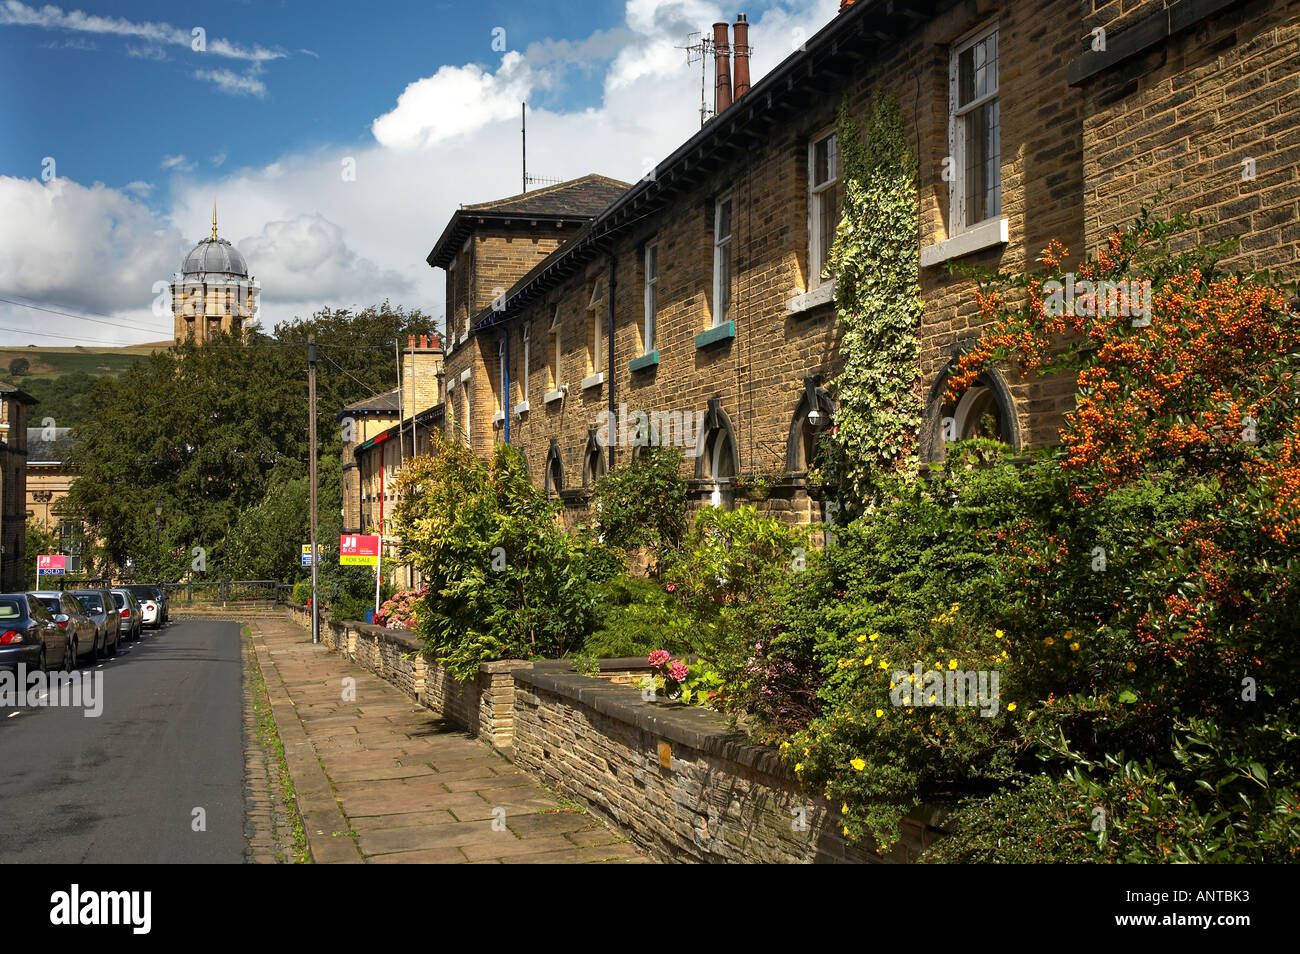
left=0, top=0, right=839, bottom=345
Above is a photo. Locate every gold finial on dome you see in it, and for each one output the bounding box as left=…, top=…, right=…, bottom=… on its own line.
left=212, top=200, right=218, bottom=240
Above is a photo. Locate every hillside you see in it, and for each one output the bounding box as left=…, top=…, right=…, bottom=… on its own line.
left=2, top=342, right=171, bottom=430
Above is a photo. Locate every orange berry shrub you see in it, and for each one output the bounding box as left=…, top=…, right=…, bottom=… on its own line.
left=767, top=205, right=1300, bottom=861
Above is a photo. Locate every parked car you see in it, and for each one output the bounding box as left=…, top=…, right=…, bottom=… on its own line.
left=109, top=588, right=144, bottom=642
left=124, top=584, right=166, bottom=628
left=68, top=588, right=121, bottom=658
left=32, top=590, right=100, bottom=667
left=0, top=592, right=70, bottom=672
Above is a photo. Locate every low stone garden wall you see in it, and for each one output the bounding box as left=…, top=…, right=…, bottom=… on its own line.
left=282, top=603, right=948, bottom=862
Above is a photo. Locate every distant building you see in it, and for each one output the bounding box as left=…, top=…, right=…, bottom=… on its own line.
left=0, top=382, right=36, bottom=589
left=25, top=426, right=86, bottom=568
left=172, top=203, right=261, bottom=345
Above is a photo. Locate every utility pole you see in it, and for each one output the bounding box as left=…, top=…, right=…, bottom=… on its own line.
left=308, top=338, right=320, bottom=645
left=521, top=102, right=526, bottom=193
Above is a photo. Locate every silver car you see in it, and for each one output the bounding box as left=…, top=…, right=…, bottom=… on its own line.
left=109, top=589, right=144, bottom=642
left=68, top=588, right=121, bottom=658
left=32, top=591, right=99, bottom=668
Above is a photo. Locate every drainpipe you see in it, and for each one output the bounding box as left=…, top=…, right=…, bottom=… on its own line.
left=503, top=330, right=510, bottom=445
left=607, top=251, right=617, bottom=472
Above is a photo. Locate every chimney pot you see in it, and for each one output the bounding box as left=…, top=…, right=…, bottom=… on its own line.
left=408, top=334, right=416, bottom=349
left=712, top=21, right=732, bottom=115
left=733, top=14, right=751, bottom=100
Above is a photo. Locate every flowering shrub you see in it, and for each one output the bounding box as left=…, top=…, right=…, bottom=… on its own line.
left=759, top=207, right=1300, bottom=860
left=373, top=586, right=427, bottom=630
left=639, top=651, right=724, bottom=708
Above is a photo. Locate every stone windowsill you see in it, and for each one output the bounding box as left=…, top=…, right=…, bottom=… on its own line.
left=629, top=350, right=659, bottom=372
left=543, top=388, right=564, bottom=405
left=694, top=320, right=736, bottom=349
left=920, top=217, right=1009, bottom=268
left=460, top=368, right=472, bottom=383
left=514, top=400, right=530, bottom=415
left=785, top=279, right=836, bottom=316
left=492, top=410, right=505, bottom=425
left=581, top=371, right=604, bottom=390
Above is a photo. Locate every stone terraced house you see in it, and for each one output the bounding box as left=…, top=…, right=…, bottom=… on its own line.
left=350, top=0, right=1300, bottom=557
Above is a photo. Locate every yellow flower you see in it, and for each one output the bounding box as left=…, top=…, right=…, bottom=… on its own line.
left=803, top=747, right=809, bottom=757
left=1126, top=662, right=1137, bottom=672
left=841, top=802, right=848, bottom=813
left=875, top=709, right=884, bottom=718
left=864, top=656, right=873, bottom=666
left=879, top=661, right=888, bottom=669
left=995, top=629, right=1004, bottom=639
left=948, top=659, right=958, bottom=670
left=1070, top=642, right=1081, bottom=652
left=1007, top=702, right=1017, bottom=712
left=780, top=741, right=790, bottom=751
left=850, top=758, right=866, bottom=771
left=1044, top=637, right=1055, bottom=646
left=869, top=632, right=880, bottom=642
left=843, top=825, right=850, bottom=836
left=856, top=634, right=867, bottom=643
left=795, top=762, right=804, bottom=772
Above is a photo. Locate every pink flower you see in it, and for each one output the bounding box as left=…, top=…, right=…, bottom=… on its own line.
left=647, top=650, right=670, bottom=668
left=668, top=661, right=689, bottom=683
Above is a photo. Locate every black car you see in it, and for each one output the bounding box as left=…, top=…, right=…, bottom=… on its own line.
left=0, top=592, right=70, bottom=673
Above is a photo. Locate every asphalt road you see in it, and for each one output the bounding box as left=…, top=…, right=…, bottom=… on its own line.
left=0, top=618, right=245, bottom=863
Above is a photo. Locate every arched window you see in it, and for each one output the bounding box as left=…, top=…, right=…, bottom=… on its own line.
left=925, top=365, right=1018, bottom=462
left=786, top=376, right=836, bottom=474
left=697, top=398, right=738, bottom=509
left=583, top=428, right=607, bottom=487
left=544, top=439, right=564, bottom=494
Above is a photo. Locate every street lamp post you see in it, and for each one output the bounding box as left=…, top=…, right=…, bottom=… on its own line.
left=154, top=499, right=163, bottom=585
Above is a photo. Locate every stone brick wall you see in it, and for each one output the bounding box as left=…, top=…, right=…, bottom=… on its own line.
left=429, top=0, right=1094, bottom=527
left=512, top=668, right=949, bottom=863
left=1079, top=0, right=1300, bottom=282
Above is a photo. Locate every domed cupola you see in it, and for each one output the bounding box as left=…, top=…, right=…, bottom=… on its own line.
left=170, top=202, right=261, bottom=346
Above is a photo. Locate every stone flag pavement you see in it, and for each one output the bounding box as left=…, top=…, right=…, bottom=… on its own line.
left=247, top=618, right=650, bottom=864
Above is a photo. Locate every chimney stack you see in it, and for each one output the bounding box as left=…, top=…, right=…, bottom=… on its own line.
left=713, top=21, right=732, bottom=115
left=733, top=14, right=750, bottom=99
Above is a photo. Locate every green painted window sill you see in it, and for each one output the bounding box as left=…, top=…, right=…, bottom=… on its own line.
left=694, top=321, right=735, bottom=349
left=629, top=350, right=659, bottom=371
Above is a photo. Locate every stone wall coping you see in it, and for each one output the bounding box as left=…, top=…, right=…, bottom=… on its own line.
left=530, top=657, right=654, bottom=673
left=514, top=668, right=787, bottom=776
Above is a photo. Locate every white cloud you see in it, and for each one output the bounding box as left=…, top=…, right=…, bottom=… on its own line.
left=160, top=154, right=195, bottom=172
left=0, top=0, right=844, bottom=347
left=194, top=66, right=266, bottom=98
left=211, top=153, right=227, bottom=168
left=0, top=1, right=285, bottom=61
left=372, top=51, right=538, bottom=149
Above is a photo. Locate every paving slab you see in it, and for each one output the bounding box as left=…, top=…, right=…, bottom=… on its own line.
left=247, top=618, right=650, bottom=864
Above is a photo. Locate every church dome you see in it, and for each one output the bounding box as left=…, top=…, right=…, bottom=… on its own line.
left=181, top=236, right=249, bottom=278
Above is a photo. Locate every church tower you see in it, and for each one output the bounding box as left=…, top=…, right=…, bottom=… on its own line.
left=172, top=203, right=260, bottom=344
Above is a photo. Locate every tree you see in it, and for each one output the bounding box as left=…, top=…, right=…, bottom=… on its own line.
left=7, top=357, right=30, bottom=378
left=64, top=302, right=434, bottom=580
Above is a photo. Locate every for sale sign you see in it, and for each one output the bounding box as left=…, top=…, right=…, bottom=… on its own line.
left=339, top=534, right=379, bottom=566
left=37, top=554, right=66, bottom=575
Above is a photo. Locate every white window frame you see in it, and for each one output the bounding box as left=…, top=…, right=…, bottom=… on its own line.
left=808, top=128, right=838, bottom=288
left=587, top=277, right=605, bottom=377
left=948, top=21, right=1000, bottom=237
left=496, top=338, right=507, bottom=414
left=712, top=195, right=733, bottom=327
left=549, top=304, right=562, bottom=389
left=518, top=324, right=530, bottom=413
left=643, top=242, right=658, bottom=354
